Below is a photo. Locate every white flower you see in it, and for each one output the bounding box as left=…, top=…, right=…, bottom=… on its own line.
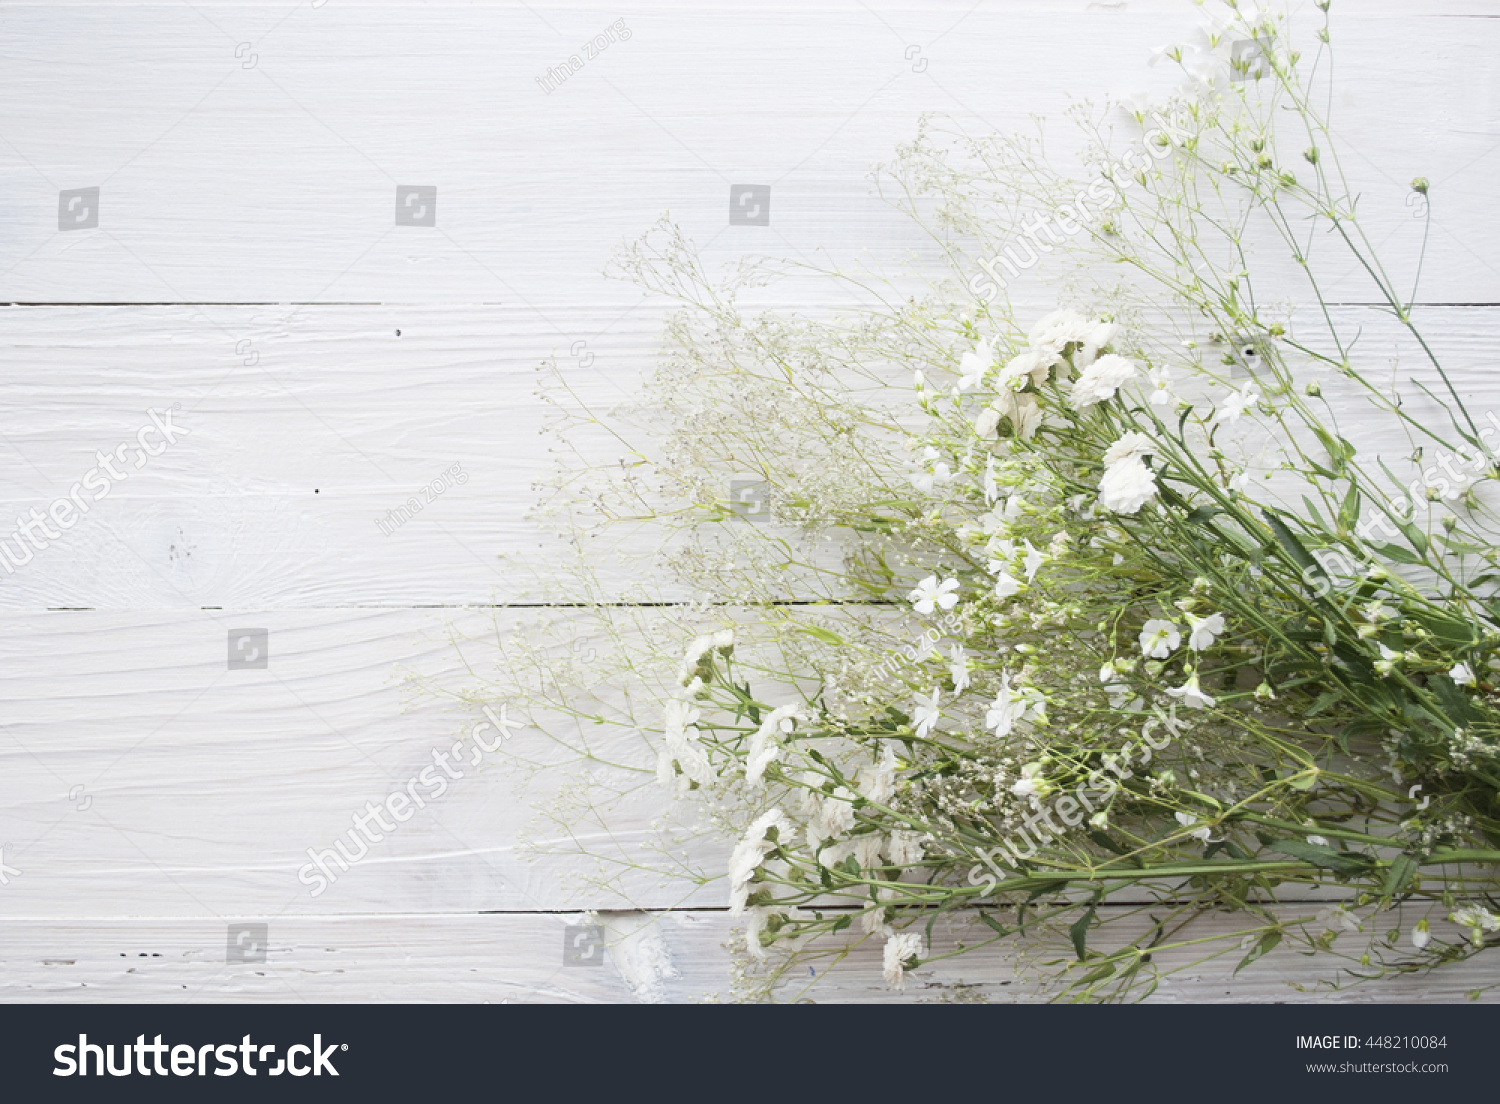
left=1010, top=762, right=1045, bottom=799
left=883, top=931, right=924, bottom=989
left=956, top=340, right=994, bottom=392
left=1138, top=619, right=1181, bottom=658
left=1021, top=539, right=1046, bottom=582
left=1412, top=918, right=1431, bottom=950
left=948, top=644, right=971, bottom=693
left=979, top=504, right=1013, bottom=537
left=1069, top=354, right=1138, bottom=408
left=728, top=809, right=794, bottom=914
left=1028, top=309, right=1094, bottom=355
left=911, top=460, right=953, bottom=494
left=1451, top=662, right=1476, bottom=686
left=912, top=688, right=942, bottom=738
left=1000, top=349, right=1052, bottom=390
left=1097, top=456, right=1158, bottom=514
left=1214, top=383, right=1260, bottom=425
left=817, top=787, right=858, bottom=839
left=677, top=634, right=720, bottom=685
left=884, top=830, right=925, bottom=867
left=1375, top=643, right=1403, bottom=678
left=1166, top=672, right=1215, bottom=709
left=859, top=745, right=899, bottom=804
left=1316, top=905, right=1362, bottom=935
left=1103, top=431, right=1156, bottom=468
left=1078, top=319, right=1121, bottom=366
left=985, top=674, right=1045, bottom=736
left=1305, top=835, right=1329, bottom=847
left=982, top=457, right=1001, bottom=504
left=991, top=389, right=1043, bottom=440
left=746, top=704, right=800, bottom=788
left=993, top=571, right=1023, bottom=599
left=1186, top=612, right=1226, bottom=652
left=1174, top=810, right=1220, bottom=843
left=909, top=575, right=960, bottom=614
left=1449, top=904, right=1500, bottom=946
left=1147, top=365, right=1175, bottom=406
left=660, top=697, right=715, bottom=788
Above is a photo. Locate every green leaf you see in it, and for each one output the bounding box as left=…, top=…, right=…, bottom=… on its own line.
left=1272, top=838, right=1373, bottom=875
left=1087, top=829, right=1128, bottom=855
left=1234, top=929, right=1282, bottom=974
left=978, top=912, right=1010, bottom=936
left=1069, top=906, right=1097, bottom=961
left=1374, top=542, right=1422, bottom=565
left=1338, top=483, right=1361, bottom=531
left=1262, top=510, right=1318, bottom=574
left=1381, top=853, right=1420, bottom=900
left=798, top=625, right=846, bottom=646
left=1305, top=690, right=1340, bottom=717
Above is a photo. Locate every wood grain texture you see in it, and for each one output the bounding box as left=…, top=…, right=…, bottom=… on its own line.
left=0, top=303, right=1498, bottom=608
left=2, top=908, right=1495, bottom=1003
left=5, top=2, right=1500, bottom=1001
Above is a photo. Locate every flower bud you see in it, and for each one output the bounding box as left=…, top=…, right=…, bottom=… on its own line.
left=1303, top=146, right=1319, bottom=164
left=1305, top=381, right=1321, bottom=397
left=1411, top=176, right=1429, bottom=195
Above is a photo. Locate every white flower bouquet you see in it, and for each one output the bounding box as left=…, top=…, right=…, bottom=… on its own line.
left=457, top=1, right=1500, bottom=1000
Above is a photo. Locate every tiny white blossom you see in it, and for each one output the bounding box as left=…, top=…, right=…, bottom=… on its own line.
left=994, top=571, right=1023, bottom=599
left=1375, top=642, right=1403, bottom=678
left=1449, top=904, right=1500, bottom=946
left=909, top=575, right=960, bottom=614
left=912, top=688, right=942, bottom=738
left=1139, top=619, right=1181, bottom=658
left=1174, top=810, right=1220, bottom=843
left=1021, top=539, right=1046, bottom=582
left=1010, top=762, right=1045, bottom=799
left=956, top=340, right=994, bottom=392
left=1316, top=904, right=1362, bottom=935
left=948, top=644, right=971, bottom=693
left=1451, top=662, right=1476, bottom=686
left=1186, top=612, right=1226, bottom=652
left=1215, top=383, right=1260, bottom=425
left=1166, top=672, right=1215, bottom=709
left=1412, top=918, right=1431, bottom=950
left=1147, top=365, right=1175, bottom=407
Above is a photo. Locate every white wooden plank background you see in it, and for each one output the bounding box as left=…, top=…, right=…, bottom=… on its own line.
left=3, top=0, right=1500, bottom=1002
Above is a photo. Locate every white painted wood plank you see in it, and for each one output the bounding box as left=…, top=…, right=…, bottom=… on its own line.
left=1, top=5, right=1497, bottom=307
left=0, top=607, right=714, bottom=918
left=2, top=909, right=1495, bottom=1003
left=1, top=303, right=1499, bottom=607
